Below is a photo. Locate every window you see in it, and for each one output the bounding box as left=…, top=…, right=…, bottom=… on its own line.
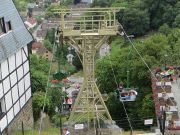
left=0, top=17, right=6, bottom=34
left=0, top=98, right=6, bottom=120
left=6, top=21, right=12, bottom=31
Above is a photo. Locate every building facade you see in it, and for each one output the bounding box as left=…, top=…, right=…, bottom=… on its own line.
left=0, top=0, right=33, bottom=134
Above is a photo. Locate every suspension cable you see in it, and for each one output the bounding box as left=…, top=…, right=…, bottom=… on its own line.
left=119, top=25, right=180, bottom=134
left=120, top=25, right=177, bottom=107
left=38, top=38, right=56, bottom=135
left=107, top=54, right=134, bottom=134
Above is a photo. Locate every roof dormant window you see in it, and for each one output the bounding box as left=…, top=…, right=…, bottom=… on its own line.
left=0, top=17, right=6, bottom=34
left=6, top=21, right=12, bottom=31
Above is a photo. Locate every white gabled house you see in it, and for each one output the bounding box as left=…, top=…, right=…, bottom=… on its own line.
left=0, top=0, right=34, bottom=134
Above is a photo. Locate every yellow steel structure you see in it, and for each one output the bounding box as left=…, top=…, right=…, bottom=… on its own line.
left=55, top=7, right=123, bottom=126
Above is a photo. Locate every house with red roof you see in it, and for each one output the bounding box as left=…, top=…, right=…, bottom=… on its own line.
left=24, top=17, right=37, bottom=30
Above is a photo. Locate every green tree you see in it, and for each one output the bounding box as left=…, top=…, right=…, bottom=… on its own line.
left=118, top=8, right=150, bottom=36
left=91, top=0, right=111, bottom=7
left=35, top=16, right=43, bottom=24
left=167, top=28, right=180, bottom=51
left=141, top=0, right=178, bottom=29
left=45, top=5, right=64, bottom=19
left=14, top=0, right=27, bottom=11
left=138, top=94, right=155, bottom=118
left=95, top=33, right=172, bottom=129
left=29, top=54, right=50, bottom=93
left=173, top=14, right=180, bottom=28
left=43, top=39, right=53, bottom=52
left=158, top=23, right=171, bottom=36
left=62, top=0, right=73, bottom=6
left=32, top=91, right=52, bottom=121
left=45, top=28, right=55, bottom=44
left=48, top=88, right=67, bottom=113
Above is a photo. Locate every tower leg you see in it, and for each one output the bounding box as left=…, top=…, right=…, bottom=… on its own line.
left=68, top=36, right=112, bottom=126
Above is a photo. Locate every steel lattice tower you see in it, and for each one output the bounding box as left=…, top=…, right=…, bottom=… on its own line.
left=55, top=7, right=123, bottom=126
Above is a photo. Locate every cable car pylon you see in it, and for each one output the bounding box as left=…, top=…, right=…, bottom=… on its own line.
left=54, top=7, right=124, bottom=134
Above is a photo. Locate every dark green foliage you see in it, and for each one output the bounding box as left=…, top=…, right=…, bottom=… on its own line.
left=141, top=0, right=179, bottom=29
left=62, top=0, right=73, bottom=6
left=45, top=28, right=55, bottom=44
left=173, top=14, right=180, bottom=28
left=48, top=89, right=67, bottom=114
left=92, top=0, right=110, bottom=7
left=72, top=54, right=83, bottom=70
left=45, top=5, right=62, bottom=19
left=158, top=24, right=171, bottom=36
left=118, top=8, right=150, bottom=36
left=53, top=72, right=67, bottom=80
left=137, top=94, right=155, bottom=118
left=95, top=32, right=180, bottom=129
left=32, top=91, right=52, bottom=121
left=43, top=39, right=53, bottom=52
left=35, top=16, right=43, bottom=24
left=29, top=54, right=50, bottom=93
left=93, top=0, right=180, bottom=37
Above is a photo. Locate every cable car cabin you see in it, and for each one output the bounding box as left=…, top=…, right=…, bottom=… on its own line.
left=119, top=89, right=137, bottom=102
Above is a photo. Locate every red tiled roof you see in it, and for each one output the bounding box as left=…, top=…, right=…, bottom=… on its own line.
left=32, top=42, right=42, bottom=49
left=26, top=17, right=37, bottom=25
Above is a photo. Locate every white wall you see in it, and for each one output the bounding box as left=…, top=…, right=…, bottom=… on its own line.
left=3, top=77, right=10, bottom=94
left=18, top=79, right=24, bottom=97
left=22, top=46, right=28, bottom=62
left=13, top=101, right=20, bottom=115
left=20, top=94, right=26, bottom=108
left=26, top=87, right=32, bottom=101
left=23, top=61, right=29, bottom=75
left=0, top=115, right=7, bottom=131
left=24, top=73, right=30, bottom=90
left=0, top=83, right=3, bottom=99
left=7, top=108, right=14, bottom=124
left=0, top=46, right=32, bottom=131
left=12, top=85, right=19, bottom=104
left=10, top=71, right=17, bottom=86
left=1, top=60, right=9, bottom=79
left=8, top=54, right=16, bottom=73
left=17, top=66, right=24, bottom=81
left=16, top=50, right=22, bottom=67
left=5, top=90, right=12, bottom=111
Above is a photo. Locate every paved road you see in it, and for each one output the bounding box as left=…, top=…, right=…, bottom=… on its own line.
left=171, top=78, right=180, bottom=114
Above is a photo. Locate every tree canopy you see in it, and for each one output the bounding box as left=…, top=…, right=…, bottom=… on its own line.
left=95, top=28, right=180, bottom=129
